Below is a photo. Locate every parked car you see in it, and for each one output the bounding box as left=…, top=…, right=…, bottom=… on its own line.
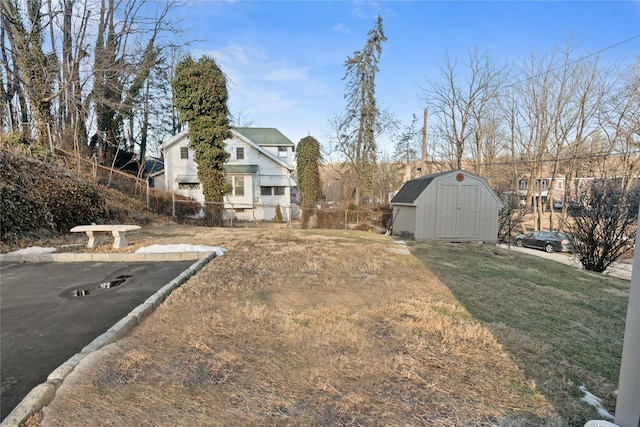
left=514, top=230, right=573, bottom=253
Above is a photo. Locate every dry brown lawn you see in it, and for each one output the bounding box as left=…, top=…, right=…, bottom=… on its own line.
left=37, top=226, right=561, bottom=426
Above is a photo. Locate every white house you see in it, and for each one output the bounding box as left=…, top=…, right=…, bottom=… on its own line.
left=390, top=170, right=502, bottom=243
left=157, top=127, right=300, bottom=222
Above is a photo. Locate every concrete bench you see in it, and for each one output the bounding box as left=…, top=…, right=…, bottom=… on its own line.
left=70, top=225, right=141, bottom=249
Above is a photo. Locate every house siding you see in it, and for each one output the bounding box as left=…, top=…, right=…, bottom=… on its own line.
left=164, top=137, right=204, bottom=203
left=159, top=129, right=299, bottom=221
left=260, top=146, right=294, bottom=165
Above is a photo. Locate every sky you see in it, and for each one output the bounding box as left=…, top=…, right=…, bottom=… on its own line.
left=175, top=1, right=640, bottom=156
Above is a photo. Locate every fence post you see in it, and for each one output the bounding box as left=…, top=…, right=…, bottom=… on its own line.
left=47, top=122, right=53, bottom=154
left=172, top=192, right=176, bottom=217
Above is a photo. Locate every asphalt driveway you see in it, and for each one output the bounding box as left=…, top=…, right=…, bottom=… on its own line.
left=1, top=260, right=195, bottom=420
left=501, top=244, right=633, bottom=281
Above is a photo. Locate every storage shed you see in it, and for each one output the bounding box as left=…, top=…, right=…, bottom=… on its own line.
left=390, top=170, right=502, bottom=243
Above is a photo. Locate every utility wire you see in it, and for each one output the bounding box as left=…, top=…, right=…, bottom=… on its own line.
left=505, top=34, right=640, bottom=90
left=466, top=149, right=640, bottom=168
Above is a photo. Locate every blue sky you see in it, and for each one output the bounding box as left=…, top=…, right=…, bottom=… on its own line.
left=179, top=1, right=640, bottom=155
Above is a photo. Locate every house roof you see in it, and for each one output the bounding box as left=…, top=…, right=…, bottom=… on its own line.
left=234, top=128, right=295, bottom=147
left=160, top=130, right=188, bottom=151
left=390, top=171, right=450, bottom=204
left=230, top=129, right=294, bottom=171
left=160, top=128, right=294, bottom=172
left=143, top=158, right=164, bottom=178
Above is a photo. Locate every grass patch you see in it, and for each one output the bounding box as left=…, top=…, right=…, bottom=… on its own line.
left=409, top=241, right=628, bottom=425
left=40, top=228, right=562, bottom=426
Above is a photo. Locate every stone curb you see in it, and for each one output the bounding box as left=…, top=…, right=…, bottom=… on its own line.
left=0, top=252, right=214, bottom=263
left=0, top=251, right=220, bottom=427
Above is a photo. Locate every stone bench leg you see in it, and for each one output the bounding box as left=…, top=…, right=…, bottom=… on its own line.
left=112, top=231, right=128, bottom=248
left=85, top=231, right=98, bottom=249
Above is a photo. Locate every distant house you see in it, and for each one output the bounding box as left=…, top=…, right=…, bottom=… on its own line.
left=517, top=175, right=566, bottom=206
left=390, top=170, right=502, bottom=243
left=157, top=127, right=299, bottom=222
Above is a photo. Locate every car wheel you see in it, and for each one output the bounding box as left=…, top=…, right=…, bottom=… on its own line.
left=544, top=244, right=554, bottom=253
left=516, top=240, right=523, bottom=247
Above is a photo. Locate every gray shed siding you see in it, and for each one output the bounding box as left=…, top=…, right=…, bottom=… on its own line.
left=391, top=205, right=417, bottom=239
left=434, top=183, right=480, bottom=240
left=391, top=170, right=501, bottom=243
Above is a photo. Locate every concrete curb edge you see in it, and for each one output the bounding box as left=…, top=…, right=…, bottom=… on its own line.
left=0, top=252, right=214, bottom=263
left=0, top=251, right=220, bottom=427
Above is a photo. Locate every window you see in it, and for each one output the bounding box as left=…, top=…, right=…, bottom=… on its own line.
left=261, top=186, right=272, bottom=196
left=278, top=146, right=288, bottom=158
left=236, top=147, right=244, bottom=160
left=557, top=180, right=563, bottom=190
left=178, top=182, right=199, bottom=190
left=180, top=147, right=189, bottom=159
left=227, top=176, right=246, bottom=197
left=234, top=176, right=245, bottom=196
left=260, top=186, right=285, bottom=196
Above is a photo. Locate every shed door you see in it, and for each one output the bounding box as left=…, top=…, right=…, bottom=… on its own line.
left=435, top=184, right=479, bottom=239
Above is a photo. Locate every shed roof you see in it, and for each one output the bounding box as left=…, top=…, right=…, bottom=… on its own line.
left=234, top=128, right=294, bottom=147
left=390, top=171, right=450, bottom=204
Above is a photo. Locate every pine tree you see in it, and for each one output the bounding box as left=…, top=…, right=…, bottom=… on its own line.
left=342, top=15, right=386, bottom=205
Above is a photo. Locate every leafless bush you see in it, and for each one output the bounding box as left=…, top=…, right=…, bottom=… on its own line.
left=567, top=179, right=639, bottom=272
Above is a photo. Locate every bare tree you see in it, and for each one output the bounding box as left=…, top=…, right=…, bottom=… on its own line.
left=91, top=0, right=178, bottom=166
left=1, top=1, right=54, bottom=145
left=392, top=114, right=420, bottom=181
left=43, top=0, right=92, bottom=152
left=469, top=107, right=506, bottom=177
left=422, top=47, right=506, bottom=171
left=230, top=108, right=255, bottom=128
left=325, top=111, right=359, bottom=203
left=551, top=51, right=611, bottom=231
left=509, top=47, right=574, bottom=230
left=601, top=55, right=640, bottom=192
left=1, top=0, right=185, bottom=171
left=375, top=151, right=404, bottom=205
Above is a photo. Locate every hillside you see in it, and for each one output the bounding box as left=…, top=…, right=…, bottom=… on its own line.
left=0, top=148, right=171, bottom=253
